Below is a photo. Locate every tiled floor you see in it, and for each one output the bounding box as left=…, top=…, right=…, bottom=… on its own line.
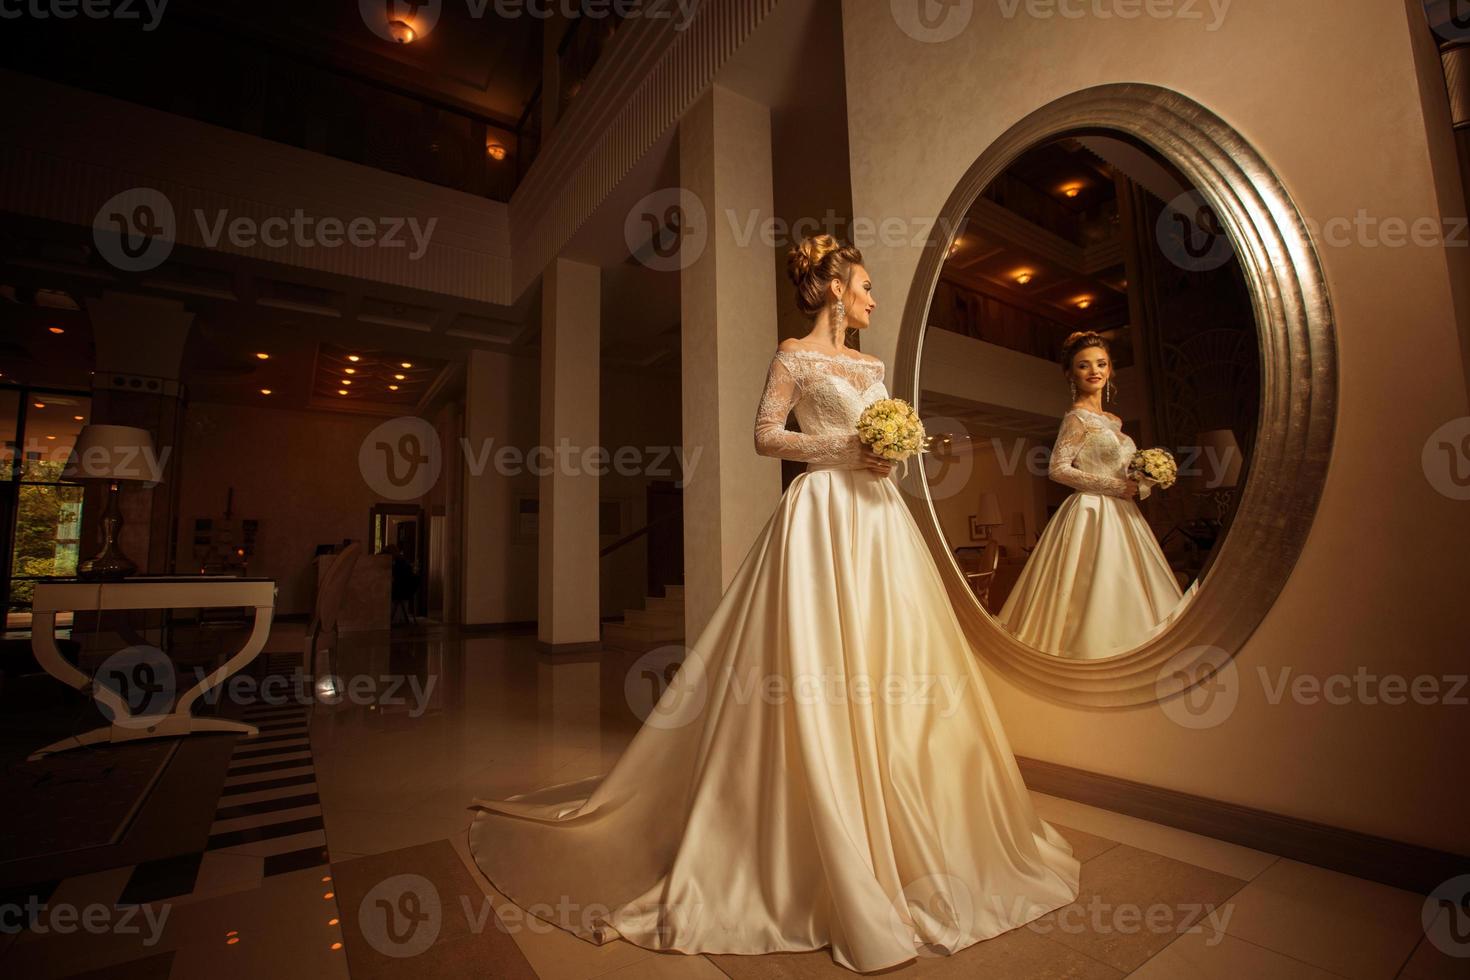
left=3, top=625, right=1464, bottom=979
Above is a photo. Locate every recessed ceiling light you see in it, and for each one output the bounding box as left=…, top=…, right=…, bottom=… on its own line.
left=341, top=379, right=352, bottom=385
left=343, top=368, right=356, bottom=374
left=45, top=434, right=56, bottom=440
left=400, top=361, right=412, bottom=369
left=255, top=352, right=270, bottom=360
left=47, top=326, right=64, bottom=334
left=1015, top=271, right=1034, bottom=285
left=33, top=402, right=44, bottom=409
left=73, top=414, right=84, bottom=421
left=485, top=143, right=506, bottom=161
left=260, top=388, right=272, bottom=395
left=388, top=384, right=399, bottom=391
left=347, top=354, right=361, bottom=362
left=393, top=374, right=405, bottom=381
left=1060, top=183, right=1084, bottom=199
left=337, top=389, right=348, bottom=396
left=1076, top=297, right=1093, bottom=309
left=387, top=19, right=416, bottom=43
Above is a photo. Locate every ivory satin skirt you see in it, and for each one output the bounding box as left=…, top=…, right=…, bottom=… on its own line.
left=998, top=490, right=1188, bottom=660
left=468, top=465, right=1081, bottom=973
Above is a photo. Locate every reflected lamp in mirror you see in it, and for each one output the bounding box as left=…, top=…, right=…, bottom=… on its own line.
left=1193, top=428, right=1242, bottom=522
left=64, top=424, right=160, bottom=581
left=1007, top=511, right=1029, bottom=552
left=969, top=492, right=1003, bottom=541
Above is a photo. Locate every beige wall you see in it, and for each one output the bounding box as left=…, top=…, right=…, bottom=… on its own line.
left=842, top=0, right=1470, bottom=853
left=176, top=401, right=384, bottom=615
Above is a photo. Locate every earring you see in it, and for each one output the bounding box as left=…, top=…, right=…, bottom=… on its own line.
left=1069, top=380, right=1078, bottom=402
left=833, top=299, right=846, bottom=338
left=1106, top=378, right=1116, bottom=402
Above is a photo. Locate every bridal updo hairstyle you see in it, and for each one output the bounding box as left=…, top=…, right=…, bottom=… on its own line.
left=1059, top=330, right=1113, bottom=374
left=787, top=235, right=864, bottom=317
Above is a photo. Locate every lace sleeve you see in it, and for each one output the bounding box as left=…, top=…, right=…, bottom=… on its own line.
left=753, top=354, right=863, bottom=464
left=1048, top=412, right=1129, bottom=496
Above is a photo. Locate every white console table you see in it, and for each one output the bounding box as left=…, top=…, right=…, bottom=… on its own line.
left=28, top=577, right=277, bottom=761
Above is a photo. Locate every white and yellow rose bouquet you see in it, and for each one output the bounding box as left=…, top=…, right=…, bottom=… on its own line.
left=1127, top=447, right=1177, bottom=500
left=856, top=398, right=929, bottom=476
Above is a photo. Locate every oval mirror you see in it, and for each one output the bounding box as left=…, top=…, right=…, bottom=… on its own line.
left=892, top=85, right=1335, bottom=707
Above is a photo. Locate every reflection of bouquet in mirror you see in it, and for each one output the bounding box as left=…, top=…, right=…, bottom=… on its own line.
left=1127, top=448, right=1177, bottom=500
left=856, top=398, right=928, bottom=477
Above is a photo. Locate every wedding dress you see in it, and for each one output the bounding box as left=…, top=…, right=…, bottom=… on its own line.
left=468, top=348, right=1081, bottom=973
left=998, top=407, right=1187, bottom=660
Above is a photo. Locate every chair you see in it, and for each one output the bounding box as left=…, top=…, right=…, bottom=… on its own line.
left=262, top=542, right=361, bottom=687
left=960, top=543, right=1002, bottom=610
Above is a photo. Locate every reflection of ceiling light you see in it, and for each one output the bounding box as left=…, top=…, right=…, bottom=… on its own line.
left=46, top=435, right=56, bottom=440
left=73, top=414, right=83, bottom=421
left=343, top=368, right=356, bottom=374
left=400, top=362, right=412, bottom=369
left=33, top=402, right=44, bottom=409
left=341, top=379, right=352, bottom=385
left=388, top=384, right=399, bottom=391
left=387, top=19, right=416, bottom=43
left=949, top=238, right=963, bottom=255
left=255, top=352, right=269, bottom=360
left=393, top=374, right=406, bottom=381
left=1015, top=271, right=1034, bottom=285
left=260, top=388, right=272, bottom=395
left=338, top=389, right=348, bottom=396
left=347, top=354, right=360, bottom=362
left=1060, top=183, right=1084, bottom=199
left=485, top=142, right=507, bottom=161
left=1075, top=297, right=1094, bottom=309
left=48, top=326, right=64, bottom=334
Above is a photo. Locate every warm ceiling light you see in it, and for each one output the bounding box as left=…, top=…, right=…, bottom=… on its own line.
left=485, top=142, right=507, bottom=161
left=46, top=434, right=56, bottom=440
left=260, top=388, right=272, bottom=395
left=48, top=326, right=64, bottom=334
left=341, top=379, right=352, bottom=385
left=33, top=402, right=44, bottom=409
left=347, top=354, right=360, bottom=362
left=393, top=373, right=406, bottom=380
left=337, top=389, right=348, bottom=396
left=400, top=361, right=412, bottom=369
left=331, top=942, right=343, bottom=951
left=1075, top=297, right=1094, bottom=309
left=328, top=918, right=340, bottom=926
left=1015, top=271, right=1034, bottom=285
left=343, top=368, right=356, bottom=374
left=388, top=384, right=399, bottom=391
left=255, top=352, right=270, bottom=360
left=73, top=415, right=83, bottom=421
left=387, top=20, right=416, bottom=43
left=1060, top=183, right=1084, bottom=199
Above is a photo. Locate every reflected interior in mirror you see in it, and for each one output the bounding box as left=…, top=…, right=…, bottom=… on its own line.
left=919, top=131, right=1259, bottom=660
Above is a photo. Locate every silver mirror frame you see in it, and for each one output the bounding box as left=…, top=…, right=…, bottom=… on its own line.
left=892, top=83, right=1337, bottom=707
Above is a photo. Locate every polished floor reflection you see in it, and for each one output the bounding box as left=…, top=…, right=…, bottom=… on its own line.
left=1, top=625, right=1454, bottom=979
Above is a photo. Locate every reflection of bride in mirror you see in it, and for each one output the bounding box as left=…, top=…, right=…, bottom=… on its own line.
left=997, top=330, right=1185, bottom=659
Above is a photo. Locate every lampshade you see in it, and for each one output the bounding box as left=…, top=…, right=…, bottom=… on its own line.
left=975, top=492, right=1003, bottom=527
left=65, top=425, right=161, bottom=484
left=1195, top=429, right=1243, bottom=489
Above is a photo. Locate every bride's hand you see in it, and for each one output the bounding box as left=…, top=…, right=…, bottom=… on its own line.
left=1120, top=479, right=1140, bottom=499
left=860, top=446, right=892, bottom=476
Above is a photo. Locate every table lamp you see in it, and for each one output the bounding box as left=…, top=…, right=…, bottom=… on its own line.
left=65, top=424, right=160, bottom=581
left=1193, top=428, right=1242, bottom=522
left=973, top=491, right=1003, bottom=541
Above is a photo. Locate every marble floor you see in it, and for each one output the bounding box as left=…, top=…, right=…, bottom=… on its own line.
left=3, top=625, right=1463, bottom=979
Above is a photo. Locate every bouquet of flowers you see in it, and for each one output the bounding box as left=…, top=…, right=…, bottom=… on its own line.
left=856, top=398, right=929, bottom=476
left=1127, top=448, right=1177, bottom=500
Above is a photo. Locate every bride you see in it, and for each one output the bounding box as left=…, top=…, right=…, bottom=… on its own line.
left=998, top=331, right=1186, bottom=659
left=468, top=235, right=1080, bottom=973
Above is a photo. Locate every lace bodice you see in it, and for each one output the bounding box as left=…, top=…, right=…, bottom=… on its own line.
left=753, top=348, right=888, bottom=468
left=1048, top=408, right=1135, bottom=497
